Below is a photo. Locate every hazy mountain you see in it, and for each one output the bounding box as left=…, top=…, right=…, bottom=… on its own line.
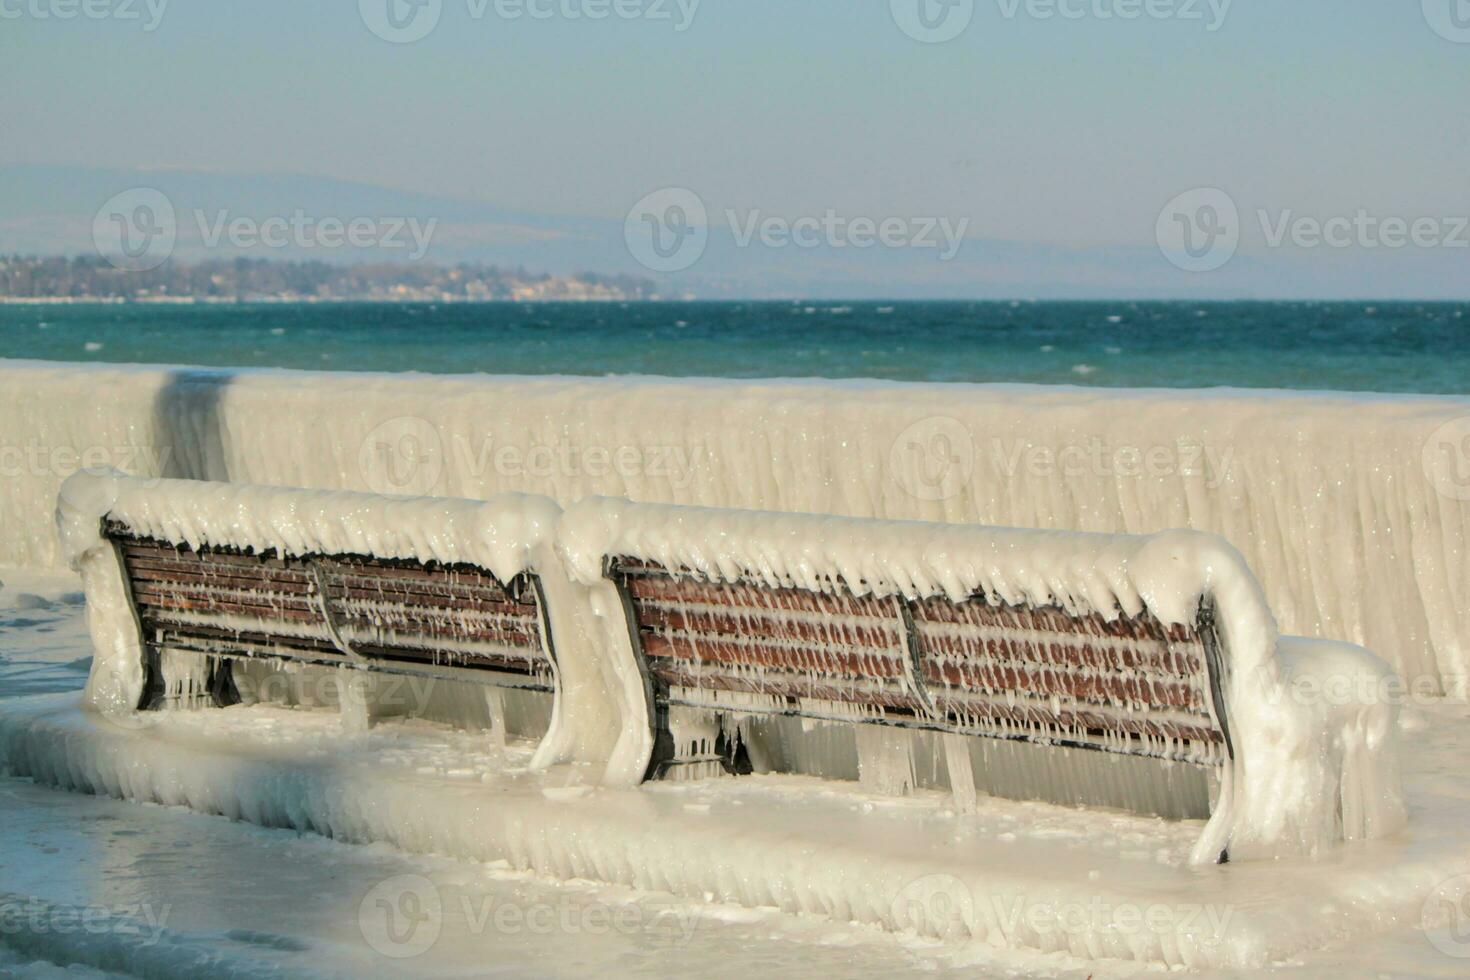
left=2, top=165, right=1464, bottom=300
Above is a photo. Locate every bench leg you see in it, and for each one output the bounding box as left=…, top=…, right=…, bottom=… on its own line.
left=136, top=648, right=240, bottom=711
left=485, top=687, right=507, bottom=750
left=942, top=732, right=978, bottom=812
left=337, top=668, right=374, bottom=734
left=644, top=704, right=753, bottom=781
left=207, top=657, right=241, bottom=708
left=136, top=645, right=166, bottom=711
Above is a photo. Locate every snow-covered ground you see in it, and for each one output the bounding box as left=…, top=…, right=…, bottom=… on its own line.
left=4, top=571, right=1470, bottom=978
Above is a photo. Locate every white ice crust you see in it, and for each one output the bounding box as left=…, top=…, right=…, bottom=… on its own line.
left=57, top=469, right=559, bottom=584
left=0, top=361, right=1464, bottom=700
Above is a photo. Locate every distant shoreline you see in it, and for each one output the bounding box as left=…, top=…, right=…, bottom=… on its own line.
left=0, top=295, right=654, bottom=305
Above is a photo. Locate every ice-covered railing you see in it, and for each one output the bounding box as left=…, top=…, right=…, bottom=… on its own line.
left=560, top=497, right=1407, bottom=864
left=2, top=362, right=1466, bottom=699
left=54, top=470, right=620, bottom=769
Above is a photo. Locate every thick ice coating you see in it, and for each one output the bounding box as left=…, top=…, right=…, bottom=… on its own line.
left=57, top=469, right=561, bottom=583
left=2, top=362, right=1467, bottom=700
left=560, top=496, right=1407, bottom=863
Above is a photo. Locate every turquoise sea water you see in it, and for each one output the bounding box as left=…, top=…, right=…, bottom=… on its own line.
left=2, top=300, right=1468, bottom=394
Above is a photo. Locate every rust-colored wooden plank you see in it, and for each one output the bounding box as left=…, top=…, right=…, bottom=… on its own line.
left=922, top=659, right=1203, bottom=711
left=119, top=543, right=300, bottom=572
left=640, top=632, right=905, bottom=679
left=330, top=584, right=530, bottom=615
left=917, top=629, right=1202, bottom=677
left=318, top=557, right=504, bottom=588
left=634, top=605, right=902, bottom=649
left=124, top=561, right=314, bottom=592
left=335, top=601, right=538, bottom=630
left=338, top=616, right=541, bottom=649
left=323, top=566, right=515, bottom=594
left=911, top=595, right=1184, bottom=644
left=129, top=581, right=318, bottom=607
left=623, top=574, right=896, bottom=619
left=133, top=594, right=323, bottom=624
left=930, top=692, right=1223, bottom=747
left=652, top=662, right=922, bottom=711
left=142, top=619, right=341, bottom=654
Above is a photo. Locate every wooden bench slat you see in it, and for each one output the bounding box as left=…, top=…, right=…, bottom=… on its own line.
left=640, top=632, right=908, bottom=679
left=346, top=641, right=547, bottom=674
left=657, top=664, right=926, bottom=712
left=338, top=618, right=542, bottom=649
left=330, top=587, right=531, bottom=617
left=121, top=542, right=301, bottom=571
left=931, top=692, right=1225, bottom=749
left=606, top=556, right=1231, bottom=778
left=109, top=525, right=556, bottom=701
left=918, top=628, right=1203, bottom=678
left=636, top=606, right=902, bottom=649
left=134, top=594, right=325, bottom=623
left=912, top=595, right=1189, bottom=643
left=318, top=557, right=505, bottom=587
left=124, top=559, right=315, bottom=590
left=922, top=660, right=1206, bottom=712
left=623, top=574, right=900, bottom=619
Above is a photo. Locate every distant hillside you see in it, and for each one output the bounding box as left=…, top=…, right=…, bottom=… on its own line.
left=0, top=256, right=656, bottom=303
left=4, top=165, right=1467, bottom=299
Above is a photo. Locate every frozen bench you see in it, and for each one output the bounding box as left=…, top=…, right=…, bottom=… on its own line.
left=59, top=475, right=1403, bottom=865
left=59, top=472, right=562, bottom=735
left=563, top=497, right=1405, bottom=864
left=111, top=523, right=556, bottom=710
left=603, top=554, right=1232, bottom=778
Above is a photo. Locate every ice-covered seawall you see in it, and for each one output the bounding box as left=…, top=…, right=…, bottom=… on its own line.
left=2, top=359, right=1467, bottom=692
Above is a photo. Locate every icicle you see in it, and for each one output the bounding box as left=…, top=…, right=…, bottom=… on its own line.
left=485, top=687, right=507, bottom=750
left=943, top=732, right=977, bottom=811
left=338, top=667, right=371, bottom=734
left=854, top=726, right=916, bottom=797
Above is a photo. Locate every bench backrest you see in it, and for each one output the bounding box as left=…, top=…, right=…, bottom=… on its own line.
left=107, top=520, right=557, bottom=709
left=604, top=556, right=1233, bottom=776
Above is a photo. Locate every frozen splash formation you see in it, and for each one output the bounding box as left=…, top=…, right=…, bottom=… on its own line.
left=56, top=470, right=1406, bottom=869
left=0, top=360, right=1465, bottom=701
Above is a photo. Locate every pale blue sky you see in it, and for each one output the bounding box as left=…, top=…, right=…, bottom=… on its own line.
left=3, top=0, right=1469, bottom=293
